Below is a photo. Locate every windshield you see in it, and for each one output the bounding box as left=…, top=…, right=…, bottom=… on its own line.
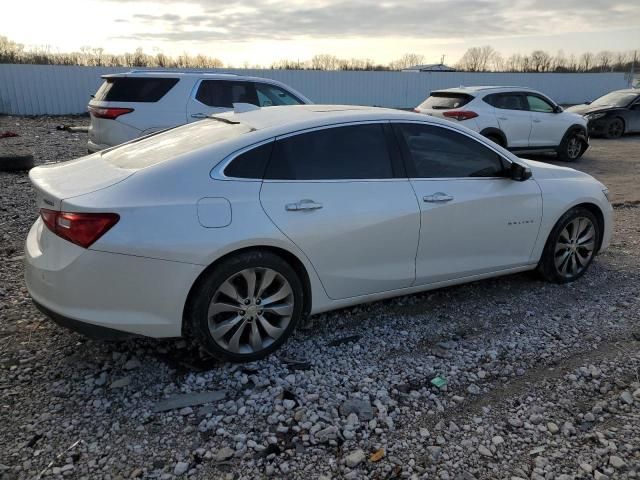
left=418, top=92, right=473, bottom=110
left=591, top=92, right=639, bottom=107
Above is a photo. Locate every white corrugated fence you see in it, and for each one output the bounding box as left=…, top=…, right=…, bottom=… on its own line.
left=0, top=64, right=630, bottom=116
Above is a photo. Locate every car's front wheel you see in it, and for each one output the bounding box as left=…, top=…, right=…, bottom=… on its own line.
left=188, top=251, right=304, bottom=362
left=605, top=118, right=624, bottom=139
left=538, top=207, right=600, bottom=284
left=557, top=130, right=586, bottom=161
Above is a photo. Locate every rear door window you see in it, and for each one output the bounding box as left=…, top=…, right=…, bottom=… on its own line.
left=94, top=77, right=179, bottom=102
left=265, top=124, right=394, bottom=180
left=195, top=81, right=259, bottom=108
left=417, top=93, right=473, bottom=110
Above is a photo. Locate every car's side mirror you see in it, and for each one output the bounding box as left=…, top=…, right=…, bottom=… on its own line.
left=553, top=105, right=563, bottom=113
left=585, top=101, right=591, bottom=105
left=510, top=162, right=532, bottom=181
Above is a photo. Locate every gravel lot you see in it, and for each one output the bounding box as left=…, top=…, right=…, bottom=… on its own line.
left=1, top=117, right=639, bottom=480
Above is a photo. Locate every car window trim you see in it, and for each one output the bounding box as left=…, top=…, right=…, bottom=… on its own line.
left=263, top=120, right=402, bottom=182
left=391, top=120, right=513, bottom=180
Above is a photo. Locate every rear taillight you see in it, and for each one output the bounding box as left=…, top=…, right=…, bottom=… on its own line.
left=40, top=209, right=119, bottom=248
left=442, top=110, right=478, bottom=121
left=88, top=106, right=134, bottom=120
left=413, top=108, right=421, bottom=113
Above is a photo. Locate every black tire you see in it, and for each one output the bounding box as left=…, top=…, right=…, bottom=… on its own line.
left=605, top=117, right=624, bottom=139
left=484, top=134, right=505, bottom=148
left=187, top=250, right=304, bottom=362
left=537, top=207, right=600, bottom=284
left=557, top=129, right=586, bottom=162
left=0, top=152, right=34, bottom=171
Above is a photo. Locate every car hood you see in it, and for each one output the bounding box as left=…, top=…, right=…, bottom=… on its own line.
left=520, top=159, right=590, bottom=180
left=565, top=104, right=620, bottom=115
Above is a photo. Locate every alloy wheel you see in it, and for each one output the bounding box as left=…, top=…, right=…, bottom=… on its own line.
left=554, top=217, right=596, bottom=278
left=207, top=268, right=294, bottom=354
left=607, top=119, right=623, bottom=138
left=566, top=136, right=582, bottom=159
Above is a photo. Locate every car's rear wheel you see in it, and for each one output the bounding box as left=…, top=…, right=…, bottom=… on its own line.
left=557, top=130, right=586, bottom=161
left=538, top=207, right=600, bottom=284
left=485, top=134, right=505, bottom=148
left=605, top=118, right=624, bottom=139
left=188, top=251, right=303, bottom=362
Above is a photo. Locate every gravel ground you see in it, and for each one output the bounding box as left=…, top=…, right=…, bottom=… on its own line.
left=1, top=117, right=639, bottom=480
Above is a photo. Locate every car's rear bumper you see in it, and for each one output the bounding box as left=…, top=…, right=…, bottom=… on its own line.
left=87, top=140, right=111, bottom=153
left=24, top=218, right=203, bottom=338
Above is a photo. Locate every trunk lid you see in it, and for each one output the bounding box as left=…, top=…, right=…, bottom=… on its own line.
left=29, top=155, right=135, bottom=210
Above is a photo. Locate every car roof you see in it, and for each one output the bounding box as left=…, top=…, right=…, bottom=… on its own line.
left=432, top=85, right=540, bottom=95
left=212, top=104, right=449, bottom=132
left=102, top=70, right=285, bottom=84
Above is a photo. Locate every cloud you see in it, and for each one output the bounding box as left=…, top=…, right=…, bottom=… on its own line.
left=113, top=0, right=640, bottom=43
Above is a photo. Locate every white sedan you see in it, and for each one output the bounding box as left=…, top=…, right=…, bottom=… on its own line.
left=25, top=105, right=613, bottom=362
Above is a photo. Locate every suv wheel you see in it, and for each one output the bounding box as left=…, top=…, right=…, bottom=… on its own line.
left=557, top=130, right=586, bottom=161
left=538, top=207, right=600, bottom=284
left=188, top=251, right=304, bottom=362
left=605, top=118, right=624, bottom=139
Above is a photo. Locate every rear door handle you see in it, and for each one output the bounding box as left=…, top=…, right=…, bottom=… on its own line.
left=532, top=118, right=542, bottom=123
left=424, top=192, right=454, bottom=203
left=190, top=113, right=208, bottom=119
left=285, top=199, right=323, bottom=211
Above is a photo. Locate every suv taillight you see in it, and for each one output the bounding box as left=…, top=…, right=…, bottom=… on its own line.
left=88, top=106, right=134, bottom=120
left=442, top=110, right=478, bottom=121
left=40, top=209, right=119, bottom=248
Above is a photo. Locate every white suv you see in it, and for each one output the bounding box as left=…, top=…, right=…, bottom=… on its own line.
left=414, top=86, right=589, bottom=161
left=87, top=71, right=311, bottom=152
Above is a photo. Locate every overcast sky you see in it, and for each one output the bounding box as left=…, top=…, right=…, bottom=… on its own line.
left=3, top=0, right=639, bottom=66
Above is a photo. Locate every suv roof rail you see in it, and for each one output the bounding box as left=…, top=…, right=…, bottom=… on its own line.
left=126, top=69, right=239, bottom=76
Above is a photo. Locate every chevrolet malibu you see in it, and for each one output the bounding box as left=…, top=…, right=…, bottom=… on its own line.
left=25, top=105, right=613, bottom=362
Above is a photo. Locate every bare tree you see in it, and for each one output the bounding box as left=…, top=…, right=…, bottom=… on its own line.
left=456, top=46, right=498, bottom=72
left=580, top=52, right=594, bottom=71
left=595, top=51, right=614, bottom=71
left=388, top=53, right=425, bottom=70
left=530, top=50, right=552, bottom=72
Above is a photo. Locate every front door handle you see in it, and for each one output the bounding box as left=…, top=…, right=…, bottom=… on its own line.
left=285, top=199, right=324, bottom=211
left=498, top=116, right=508, bottom=121
left=190, top=113, right=208, bottom=119
left=532, top=118, right=542, bottom=123
left=424, top=192, right=454, bottom=203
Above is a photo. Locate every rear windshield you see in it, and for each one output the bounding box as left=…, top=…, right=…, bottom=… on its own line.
left=418, top=92, right=473, bottom=110
left=94, top=77, right=179, bottom=102
left=102, top=119, right=253, bottom=169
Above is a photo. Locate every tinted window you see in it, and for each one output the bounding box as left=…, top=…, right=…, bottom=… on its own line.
left=196, top=81, right=258, bottom=108
left=395, top=123, right=506, bottom=178
left=265, top=124, right=393, bottom=180
left=255, top=83, right=303, bottom=106
left=484, top=93, right=527, bottom=110
left=224, top=142, right=274, bottom=179
left=418, top=92, right=473, bottom=110
left=94, top=77, right=179, bottom=102
left=526, top=95, right=554, bottom=113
